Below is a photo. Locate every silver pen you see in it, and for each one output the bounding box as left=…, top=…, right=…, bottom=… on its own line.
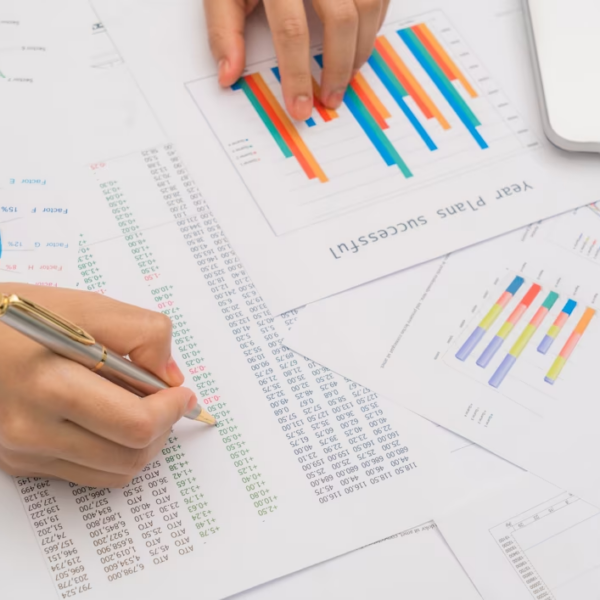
left=0, top=293, right=216, bottom=425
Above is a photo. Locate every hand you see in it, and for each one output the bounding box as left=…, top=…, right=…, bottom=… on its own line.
left=0, top=284, right=196, bottom=488
left=205, top=0, right=390, bottom=120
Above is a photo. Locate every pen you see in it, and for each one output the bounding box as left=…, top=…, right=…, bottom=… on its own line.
left=0, top=293, right=216, bottom=425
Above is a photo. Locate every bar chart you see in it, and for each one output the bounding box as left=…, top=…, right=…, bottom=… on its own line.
left=451, top=272, right=597, bottom=391
left=186, top=11, right=537, bottom=235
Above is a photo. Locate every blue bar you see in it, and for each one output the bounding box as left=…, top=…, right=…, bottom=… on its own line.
left=489, top=354, right=516, bottom=388
left=544, top=375, right=557, bottom=385
left=398, top=30, right=489, bottom=150
left=456, top=327, right=485, bottom=361
left=231, top=80, right=242, bottom=91
left=367, top=55, right=437, bottom=151
left=563, top=299, right=577, bottom=316
left=537, top=335, right=554, bottom=355
left=272, top=67, right=316, bottom=127
left=344, top=89, right=396, bottom=166
left=507, top=276, right=525, bottom=295
left=314, top=54, right=324, bottom=68
left=477, top=335, right=503, bottom=368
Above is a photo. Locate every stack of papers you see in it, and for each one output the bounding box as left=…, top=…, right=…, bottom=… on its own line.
left=1, top=0, right=598, bottom=599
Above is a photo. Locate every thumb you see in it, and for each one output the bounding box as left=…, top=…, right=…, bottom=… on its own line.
left=204, top=0, right=250, bottom=87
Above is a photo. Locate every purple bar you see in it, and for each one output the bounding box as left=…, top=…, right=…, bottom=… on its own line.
left=456, top=327, right=485, bottom=361
left=489, top=354, right=516, bottom=388
left=537, top=334, right=553, bottom=355
left=477, top=335, right=503, bottom=368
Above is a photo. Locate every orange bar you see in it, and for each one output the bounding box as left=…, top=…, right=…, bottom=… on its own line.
left=312, top=77, right=339, bottom=122
left=575, top=307, right=595, bottom=334
left=414, top=23, right=478, bottom=99
left=350, top=75, right=389, bottom=129
left=251, top=74, right=328, bottom=183
left=245, top=75, right=317, bottom=180
left=375, top=37, right=450, bottom=130
left=354, top=72, right=391, bottom=119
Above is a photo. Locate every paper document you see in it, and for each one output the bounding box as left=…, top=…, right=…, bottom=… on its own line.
left=437, top=474, right=600, bottom=600
left=286, top=204, right=600, bottom=506
left=93, top=0, right=600, bottom=314
left=4, top=140, right=506, bottom=600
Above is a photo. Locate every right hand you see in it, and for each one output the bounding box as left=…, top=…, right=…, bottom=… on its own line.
left=0, top=284, right=197, bottom=488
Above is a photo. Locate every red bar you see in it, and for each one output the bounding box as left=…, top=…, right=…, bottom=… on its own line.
left=350, top=80, right=389, bottom=129
left=521, top=284, right=542, bottom=307
left=244, top=75, right=317, bottom=180
left=374, top=38, right=433, bottom=119
left=411, top=26, right=455, bottom=81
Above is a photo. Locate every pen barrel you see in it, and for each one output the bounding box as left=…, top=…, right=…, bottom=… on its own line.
left=1, top=304, right=204, bottom=421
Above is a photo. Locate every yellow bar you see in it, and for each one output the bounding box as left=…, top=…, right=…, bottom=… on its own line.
left=479, top=303, right=504, bottom=331
left=354, top=72, right=391, bottom=119
left=418, top=23, right=478, bottom=99
left=254, top=74, right=328, bottom=183
left=509, top=324, right=536, bottom=358
left=546, top=355, right=566, bottom=382
left=547, top=324, right=560, bottom=338
left=377, top=36, right=451, bottom=130
left=496, top=321, right=514, bottom=340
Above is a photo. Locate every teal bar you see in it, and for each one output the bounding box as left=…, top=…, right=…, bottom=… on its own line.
left=233, top=78, right=293, bottom=158
left=369, top=50, right=409, bottom=99
left=345, top=86, right=413, bottom=177
left=542, top=291, right=560, bottom=310
left=401, top=29, right=480, bottom=129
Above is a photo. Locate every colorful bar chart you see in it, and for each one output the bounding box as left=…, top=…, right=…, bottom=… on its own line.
left=232, top=74, right=328, bottom=182
left=271, top=67, right=316, bottom=127
left=314, top=54, right=413, bottom=177
left=537, top=299, right=577, bottom=355
left=398, top=25, right=488, bottom=149
left=545, top=308, right=596, bottom=385
left=456, top=276, right=525, bottom=361
left=368, top=47, right=438, bottom=151
left=476, top=283, right=542, bottom=368
left=489, top=291, right=559, bottom=388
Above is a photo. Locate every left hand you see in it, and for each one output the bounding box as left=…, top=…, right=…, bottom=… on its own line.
left=204, top=0, right=390, bottom=121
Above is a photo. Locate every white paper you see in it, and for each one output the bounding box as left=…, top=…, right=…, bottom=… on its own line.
left=91, top=0, right=600, bottom=315
left=437, top=474, right=600, bottom=600
left=285, top=203, right=600, bottom=507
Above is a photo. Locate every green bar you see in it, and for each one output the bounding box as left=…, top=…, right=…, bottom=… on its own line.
left=370, top=49, right=409, bottom=98
left=239, top=78, right=292, bottom=158
left=346, top=86, right=412, bottom=177
left=402, top=29, right=480, bottom=128
left=510, top=324, right=536, bottom=358
left=542, top=291, right=560, bottom=310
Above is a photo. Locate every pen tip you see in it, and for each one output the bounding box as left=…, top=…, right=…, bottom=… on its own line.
left=196, top=411, right=217, bottom=426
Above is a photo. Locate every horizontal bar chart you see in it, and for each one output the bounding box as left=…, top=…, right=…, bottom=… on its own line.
left=545, top=308, right=596, bottom=385
left=477, top=283, right=542, bottom=368
left=456, top=276, right=524, bottom=361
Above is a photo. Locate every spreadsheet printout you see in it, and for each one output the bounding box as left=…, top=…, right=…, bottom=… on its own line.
left=437, top=474, right=600, bottom=600
left=92, top=0, right=600, bottom=314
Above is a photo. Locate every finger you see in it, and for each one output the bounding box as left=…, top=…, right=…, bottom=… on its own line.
left=353, top=0, right=382, bottom=71
left=21, top=421, right=172, bottom=475
left=378, top=0, right=390, bottom=29
left=6, top=284, right=184, bottom=386
left=45, top=360, right=196, bottom=448
left=204, top=0, right=248, bottom=86
left=264, top=0, right=313, bottom=121
left=313, top=0, right=359, bottom=108
left=0, top=452, right=131, bottom=488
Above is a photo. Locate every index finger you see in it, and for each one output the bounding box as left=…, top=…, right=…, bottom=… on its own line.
left=48, top=360, right=196, bottom=449
left=264, top=0, right=313, bottom=121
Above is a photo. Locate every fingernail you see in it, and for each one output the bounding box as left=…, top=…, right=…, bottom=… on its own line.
left=218, top=58, right=229, bottom=82
left=324, top=89, right=345, bottom=109
left=166, top=356, right=184, bottom=381
left=293, top=94, right=312, bottom=120
left=186, top=393, right=198, bottom=414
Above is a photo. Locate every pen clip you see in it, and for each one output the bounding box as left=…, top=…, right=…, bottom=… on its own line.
left=0, top=294, right=96, bottom=345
